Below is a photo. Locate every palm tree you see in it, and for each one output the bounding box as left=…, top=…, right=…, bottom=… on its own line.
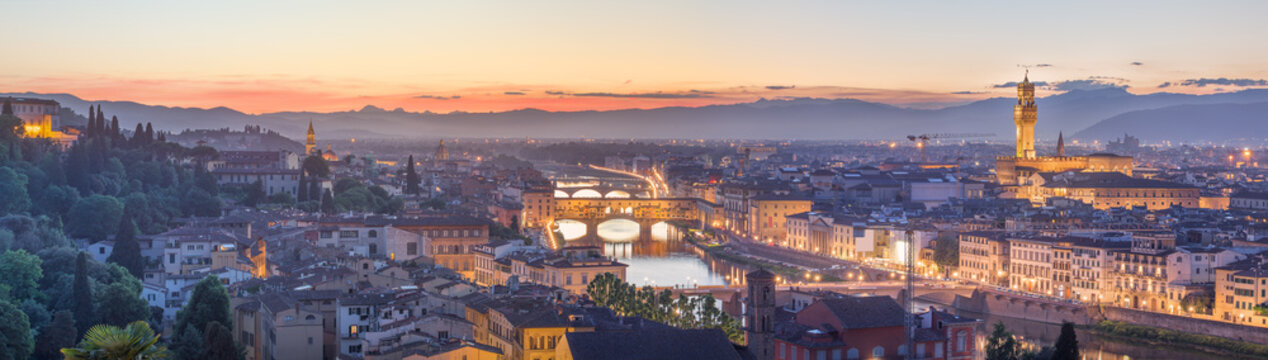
left=62, top=321, right=168, bottom=360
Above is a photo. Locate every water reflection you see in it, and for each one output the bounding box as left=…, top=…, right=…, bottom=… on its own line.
left=564, top=222, right=745, bottom=288
left=595, top=219, right=640, bottom=242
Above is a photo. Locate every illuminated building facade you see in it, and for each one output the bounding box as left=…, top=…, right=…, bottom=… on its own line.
left=993, top=74, right=1134, bottom=188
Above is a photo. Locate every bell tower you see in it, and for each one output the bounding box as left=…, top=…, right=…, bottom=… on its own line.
left=746, top=269, right=776, bottom=360
left=305, top=121, right=316, bottom=156
left=1014, top=71, right=1038, bottom=159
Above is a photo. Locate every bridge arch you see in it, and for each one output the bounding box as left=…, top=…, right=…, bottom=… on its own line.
left=554, top=219, right=588, bottom=240
left=650, top=221, right=671, bottom=241
left=554, top=190, right=571, bottom=198
left=572, top=189, right=603, bottom=198
left=596, top=218, right=640, bottom=242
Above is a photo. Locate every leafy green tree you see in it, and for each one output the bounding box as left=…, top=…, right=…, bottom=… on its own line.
left=1052, top=322, right=1080, bottom=360
left=0, top=249, right=43, bottom=303
left=193, top=166, right=219, bottom=196
left=182, top=187, right=221, bottom=217
left=107, top=215, right=145, bottom=278
left=201, top=321, right=243, bottom=360
left=72, top=252, right=96, bottom=335
left=266, top=191, right=295, bottom=205
left=35, top=184, right=79, bottom=220
left=0, top=110, right=23, bottom=161
left=243, top=179, right=265, bottom=207
left=34, top=310, right=77, bottom=360
left=169, top=326, right=203, bottom=360
left=185, top=145, right=219, bottom=165
left=986, top=321, right=1021, bottom=360
left=19, top=299, right=50, bottom=331
left=96, top=282, right=151, bottom=327
left=0, top=299, right=32, bottom=360
left=0, top=167, right=29, bottom=215
left=405, top=155, right=420, bottom=195
left=67, top=195, right=124, bottom=241
left=62, top=321, right=167, bottom=360
left=170, top=275, right=233, bottom=358
left=933, top=231, right=960, bottom=268
left=0, top=214, right=71, bottom=252
left=302, top=155, right=330, bottom=178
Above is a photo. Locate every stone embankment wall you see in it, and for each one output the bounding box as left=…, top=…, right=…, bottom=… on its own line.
left=1102, top=306, right=1268, bottom=344
left=951, top=289, right=1095, bottom=325
left=952, top=288, right=1268, bottom=343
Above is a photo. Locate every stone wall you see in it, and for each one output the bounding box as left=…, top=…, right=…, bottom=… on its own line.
left=1102, top=306, right=1268, bottom=344
left=952, top=289, right=1095, bottom=325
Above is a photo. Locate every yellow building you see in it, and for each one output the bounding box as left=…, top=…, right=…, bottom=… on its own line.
left=4, top=97, right=76, bottom=148
left=746, top=194, right=812, bottom=244
left=476, top=301, right=597, bottom=360
left=1038, top=172, right=1199, bottom=210
left=1215, top=261, right=1268, bottom=327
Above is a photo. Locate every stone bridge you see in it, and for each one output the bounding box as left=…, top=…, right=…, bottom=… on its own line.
left=549, top=198, right=701, bottom=242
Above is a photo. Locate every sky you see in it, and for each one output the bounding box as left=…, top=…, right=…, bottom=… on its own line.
left=4, top=0, right=1268, bottom=114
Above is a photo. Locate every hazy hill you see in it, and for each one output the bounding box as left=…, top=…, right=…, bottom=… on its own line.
left=9, top=89, right=1268, bottom=143
left=1073, top=101, right=1268, bottom=143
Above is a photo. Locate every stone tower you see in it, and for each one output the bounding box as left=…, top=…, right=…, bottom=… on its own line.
left=305, top=121, right=316, bottom=156
left=1014, top=71, right=1037, bottom=159
left=746, top=269, right=776, bottom=360
left=1056, top=131, right=1065, bottom=157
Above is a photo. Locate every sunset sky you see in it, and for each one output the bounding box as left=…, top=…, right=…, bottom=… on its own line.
left=4, top=0, right=1268, bottom=114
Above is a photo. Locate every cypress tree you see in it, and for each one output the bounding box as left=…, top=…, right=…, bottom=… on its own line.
left=200, top=321, right=239, bottom=360
left=107, top=214, right=144, bottom=278
left=308, top=181, right=320, bottom=204
left=71, top=252, right=95, bottom=336
left=110, top=115, right=120, bottom=138
left=1052, top=322, right=1080, bottom=360
left=320, top=189, right=335, bottom=215
left=134, top=123, right=145, bottom=146
left=405, top=155, right=420, bottom=195
left=96, top=107, right=105, bottom=135
left=297, top=172, right=308, bottom=202
left=156, top=131, right=165, bottom=142
left=86, top=105, right=95, bottom=136
left=34, top=310, right=76, bottom=360
left=144, top=123, right=154, bottom=142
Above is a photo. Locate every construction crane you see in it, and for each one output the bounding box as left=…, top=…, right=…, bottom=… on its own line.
left=904, top=133, right=995, bottom=163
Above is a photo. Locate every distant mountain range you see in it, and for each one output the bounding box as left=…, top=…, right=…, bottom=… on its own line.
left=6, top=88, right=1268, bottom=143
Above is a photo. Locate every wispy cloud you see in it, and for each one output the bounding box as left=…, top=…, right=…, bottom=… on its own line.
left=992, top=81, right=1049, bottom=88
left=545, top=90, right=566, bottom=95
left=765, top=85, right=796, bottom=90
left=1130, top=61, right=1144, bottom=66
left=1047, top=79, right=1127, bottom=91
left=1158, top=78, right=1268, bottom=88
left=569, top=92, right=710, bottom=99
left=993, top=77, right=1126, bottom=91
left=415, top=94, right=461, bottom=100
left=504, top=91, right=526, bottom=95
left=950, top=91, right=985, bottom=95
